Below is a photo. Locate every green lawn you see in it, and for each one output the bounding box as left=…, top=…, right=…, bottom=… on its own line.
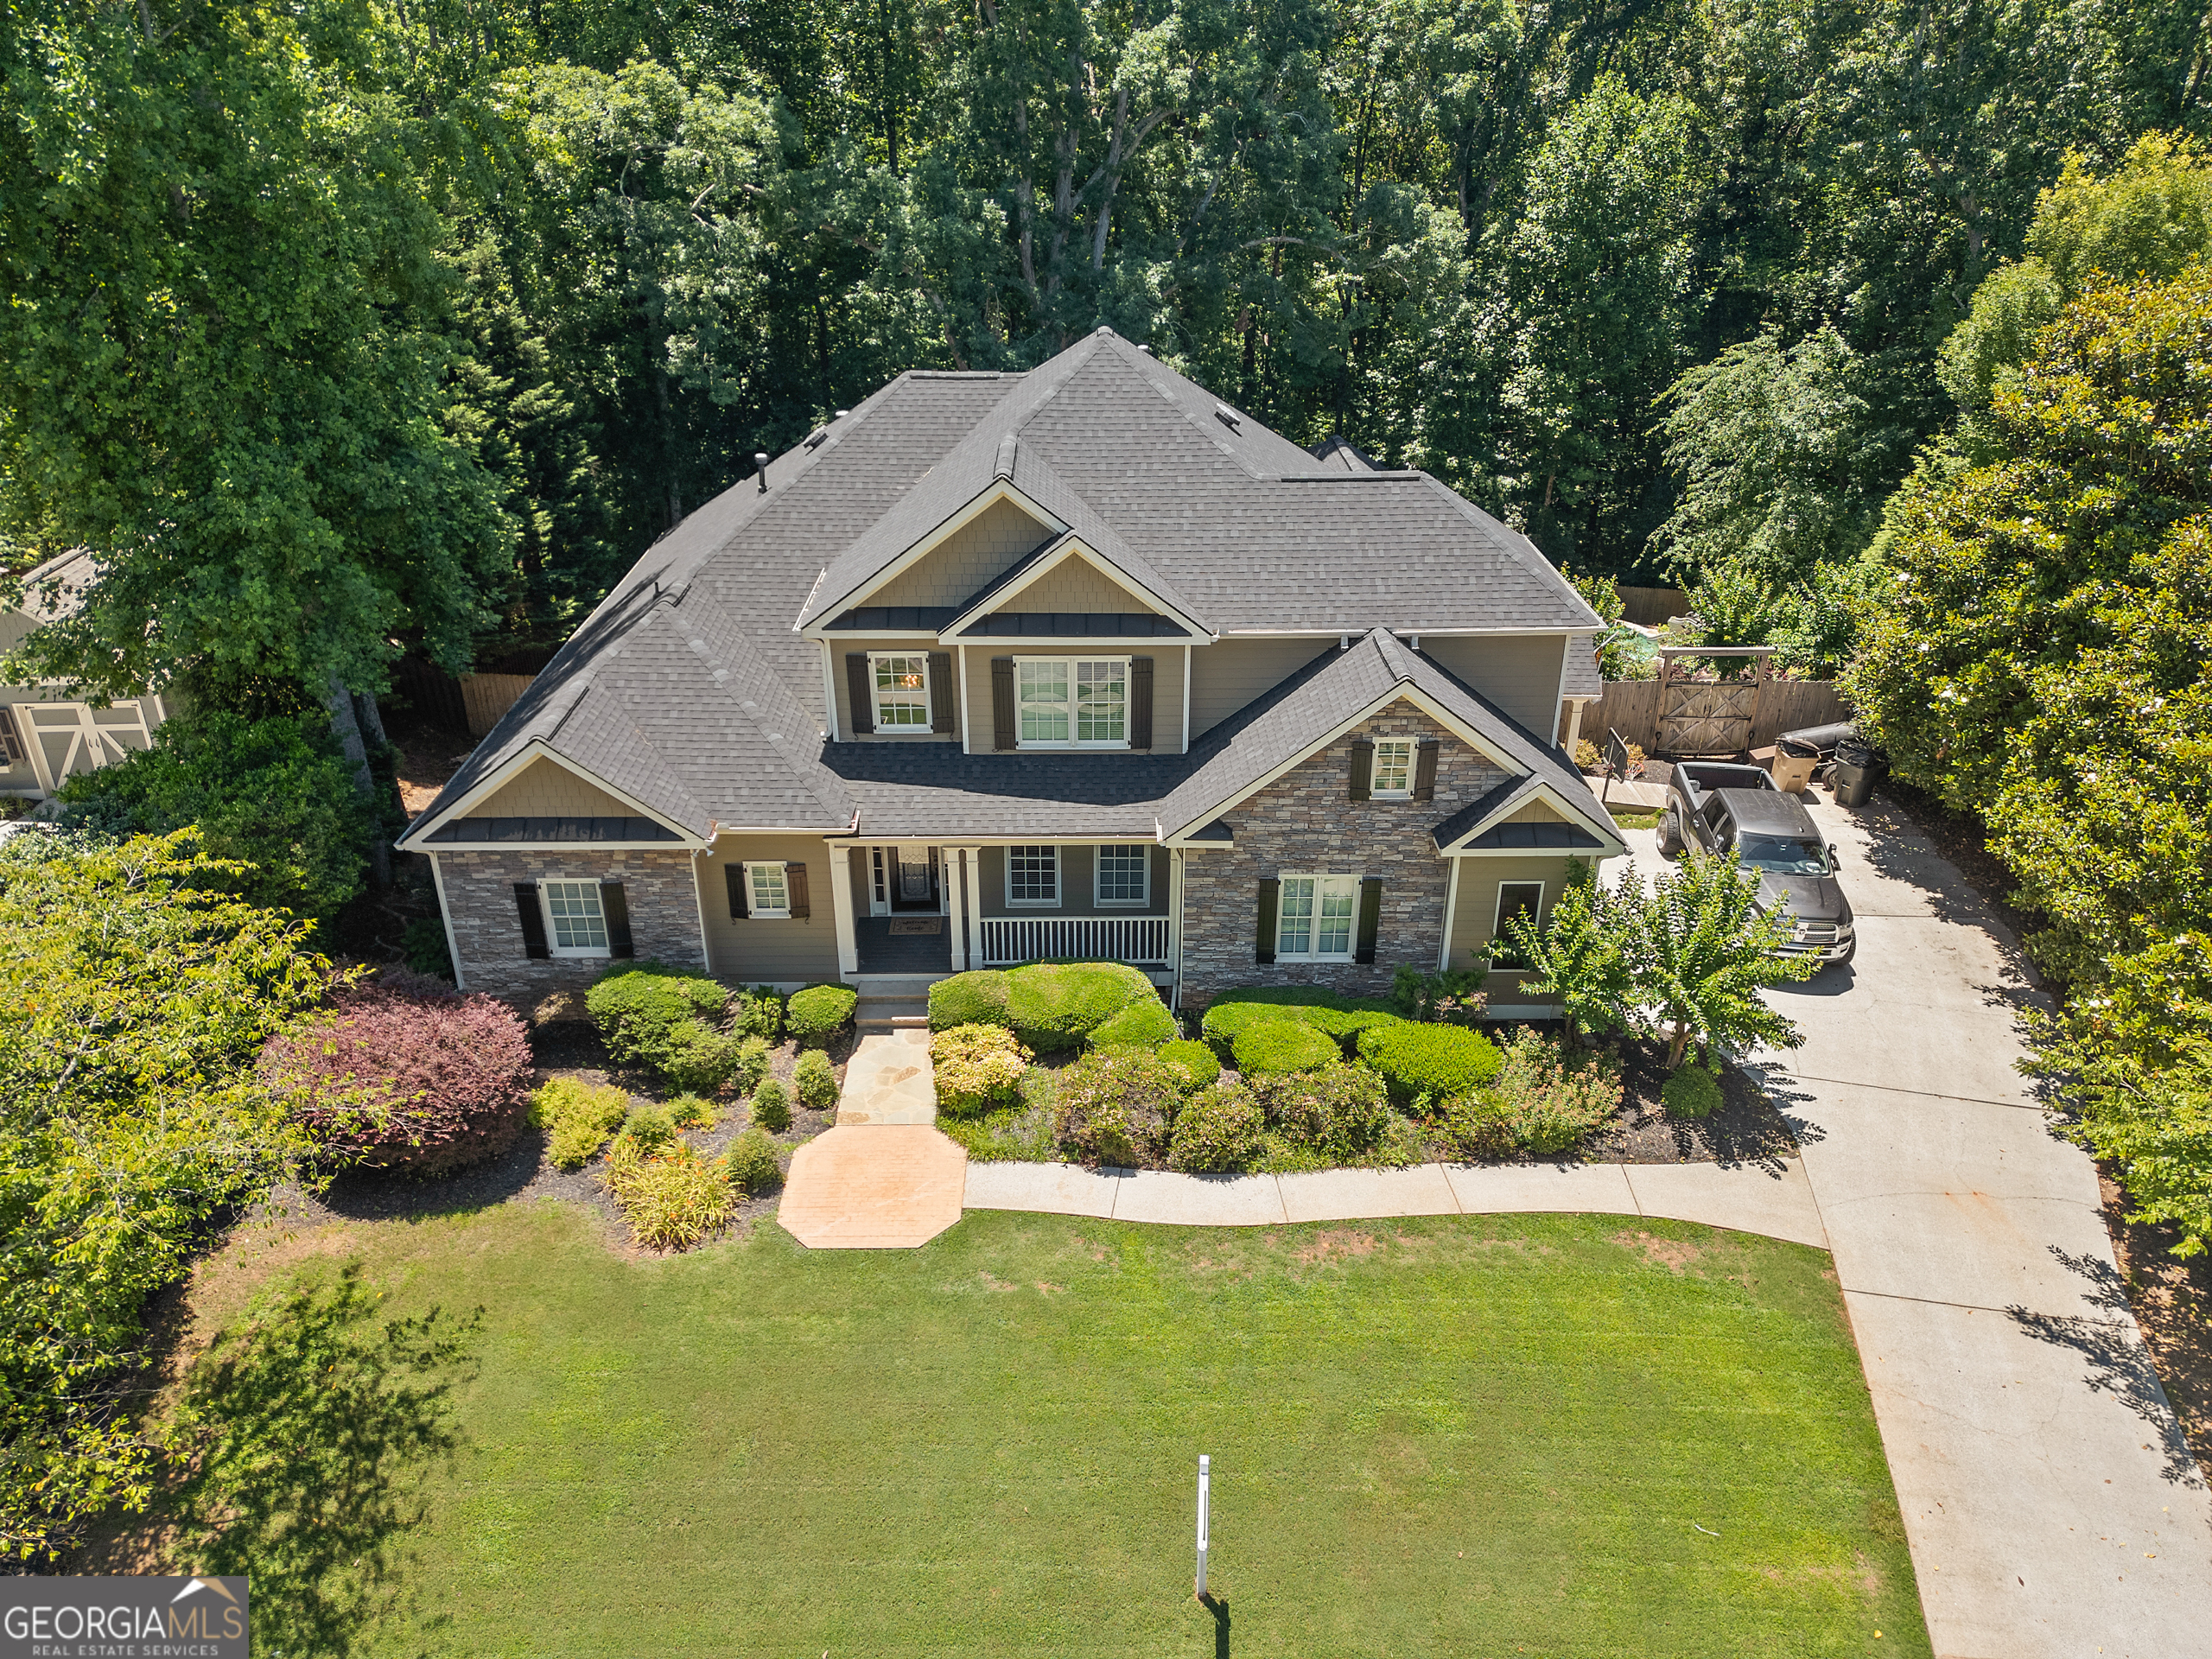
left=159, top=1203, right=1924, bottom=1657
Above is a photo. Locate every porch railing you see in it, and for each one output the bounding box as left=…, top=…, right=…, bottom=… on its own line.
left=978, top=915, right=1170, bottom=967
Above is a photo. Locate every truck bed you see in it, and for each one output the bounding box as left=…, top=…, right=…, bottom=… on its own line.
left=1672, top=762, right=1777, bottom=812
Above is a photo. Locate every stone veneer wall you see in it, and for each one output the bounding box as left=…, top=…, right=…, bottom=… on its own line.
left=1178, top=701, right=1510, bottom=1006
left=437, top=848, right=705, bottom=1006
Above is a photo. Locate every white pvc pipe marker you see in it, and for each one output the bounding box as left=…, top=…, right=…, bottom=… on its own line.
left=1196, top=1454, right=1211, bottom=1597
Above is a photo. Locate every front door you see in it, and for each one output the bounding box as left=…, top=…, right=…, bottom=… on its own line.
left=891, top=844, right=940, bottom=912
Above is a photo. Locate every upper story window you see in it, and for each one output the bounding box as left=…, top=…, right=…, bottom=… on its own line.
left=1278, top=874, right=1357, bottom=960
left=871, top=653, right=932, bottom=731
left=1007, top=845, right=1060, bottom=906
left=542, top=880, right=609, bottom=956
left=1018, top=658, right=1126, bottom=747
left=1372, top=738, right=1414, bottom=798
left=1095, top=845, right=1149, bottom=906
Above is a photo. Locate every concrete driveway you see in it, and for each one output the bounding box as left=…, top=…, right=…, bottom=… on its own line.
left=1611, top=793, right=2212, bottom=1658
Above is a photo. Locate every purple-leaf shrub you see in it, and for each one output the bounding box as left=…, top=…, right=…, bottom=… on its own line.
left=264, top=981, right=535, bottom=1176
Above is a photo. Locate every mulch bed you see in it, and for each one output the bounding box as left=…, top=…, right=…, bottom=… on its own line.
left=259, top=1021, right=860, bottom=1255
left=1574, top=1039, right=1797, bottom=1168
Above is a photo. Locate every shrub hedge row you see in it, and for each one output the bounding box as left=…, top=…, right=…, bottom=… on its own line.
left=927, top=962, right=1166, bottom=1053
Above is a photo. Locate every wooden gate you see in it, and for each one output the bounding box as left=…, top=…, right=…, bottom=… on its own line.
left=1655, top=647, right=1776, bottom=757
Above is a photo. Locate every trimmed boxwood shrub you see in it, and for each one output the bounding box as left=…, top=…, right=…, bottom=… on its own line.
left=1198, top=988, right=1402, bottom=1059
left=931, top=1024, right=1031, bottom=1116
left=1356, top=1021, right=1503, bottom=1106
left=928, top=969, right=1010, bottom=1030
left=1247, top=1066, right=1391, bottom=1158
left=1087, top=995, right=1178, bottom=1051
left=1231, top=1020, right=1344, bottom=1076
left=785, top=983, right=857, bottom=1047
left=1159, top=1039, right=1220, bottom=1093
left=725, top=1127, right=784, bottom=1194
left=750, top=1077, right=791, bottom=1132
left=662, top=1025, right=755, bottom=1095
left=1166, top=1081, right=1268, bottom=1173
left=268, top=980, right=534, bottom=1176
left=587, top=963, right=730, bottom=1080
left=1005, top=962, right=1157, bottom=1052
left=794, top=1048, right=839, bottom=1111
left=1054, top=1048, right=1178, bottom=1166
left=1662, top=1065, right=1722, bottom=1119
left=530, top=1077, right=631, bottom=1170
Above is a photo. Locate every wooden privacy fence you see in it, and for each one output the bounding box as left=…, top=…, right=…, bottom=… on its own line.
left=1616, top=585, right=1688, bottom=628
left=1579, top=677, right=1851, bottom=758
left=459, top=673, right=535, bottom=737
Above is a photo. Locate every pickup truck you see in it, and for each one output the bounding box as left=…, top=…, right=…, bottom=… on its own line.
left=1658, top=763, right=1856, bottom=967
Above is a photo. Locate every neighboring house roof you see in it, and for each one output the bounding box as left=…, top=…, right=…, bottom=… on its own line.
left=402, top=333, right=1608, bottom=850
left=7, top=548, right=97, bottom=623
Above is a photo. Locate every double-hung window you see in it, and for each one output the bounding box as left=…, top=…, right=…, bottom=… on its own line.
left=1007, top=845, right=1060, bottom=906
left=1277, top=874, right=1358, bottom=960
left=1017, top=658, right=1126, bottom=747
left=870, top=653, right=931, bottom=731
left=1371, top=738, right=1414, bottom=798
left=745, top=862, right=791, bottom=918
left=541, top=880, right=609, bottom=956
left=1095, top=845, right=1149, bottom=906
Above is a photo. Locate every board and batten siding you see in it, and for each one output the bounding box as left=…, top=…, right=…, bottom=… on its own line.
left=976, top=843, right=1171, bottom=917
left=467, top=757, right=640, bottom=818
left=960, top=644, right=1187, bottom=754
left=866, top=498, right=1054, bottom=610
left=1416, top=635, right=1570, bottom=738
left=828, top=637, right=960, bottom=743
left=700, top=836, right=842, bottom=985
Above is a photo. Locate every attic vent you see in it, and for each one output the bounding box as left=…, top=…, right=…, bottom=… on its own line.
left=995, top=432, right=1019, bottom=479
left=804, top=426, right=830, bottom=449
left=1214, top=404, right=1242, bottom=431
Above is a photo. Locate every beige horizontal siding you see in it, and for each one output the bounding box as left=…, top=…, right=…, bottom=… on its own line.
left=1417, top=635, right=1568, bottom=739
left=1445, top=853, right=1586, bottom=974
left=976, top=843, right=1171, bottom=918
left=1188, top=637, right=1333, bottom=736
left=701, top=836, right=842, bottom=984
left=828, top=638, right=960, bottom=744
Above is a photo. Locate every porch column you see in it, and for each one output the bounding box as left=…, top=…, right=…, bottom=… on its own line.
left=828, top=841, right=860, bottom=977
left=945, top=848, right=969, bottom=972
left=1562, top=697, right=1592, bottom=755
left=1167, top=848, right=1185, bottom=1007
left=963, top=846, right=986, bottom=967
left=1436, top=855, right=1462, bottom=973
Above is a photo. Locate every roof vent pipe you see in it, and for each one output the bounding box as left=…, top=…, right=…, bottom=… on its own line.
left=1339, top=633, right=1351, bottom=650
left=754, top=451, right=770, bottom=493
left=1408, top=634, right=1421, bottom=652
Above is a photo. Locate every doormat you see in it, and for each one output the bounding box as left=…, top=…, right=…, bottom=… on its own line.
left=887, top=917, right=943, bottom=935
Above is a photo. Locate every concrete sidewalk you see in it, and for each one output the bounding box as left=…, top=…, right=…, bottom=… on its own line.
left=1613, top=798, right=2212, bottom=1659
left=963, top=1154, right=1829, bottom=1249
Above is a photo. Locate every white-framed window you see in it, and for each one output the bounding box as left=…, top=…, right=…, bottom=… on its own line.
left=1278, top=874, right=1358, bottom=961
left=746, top=861, right=791, bottom=918
left=1095, top=844, right=1149, bottom=906
left=1491, top=880, right=1545, bottom=968
left=1372, top=738, right=1414, bottom=798
left=1016, top=657, right=1127, bottom=747
left=870, top=653, right=931, bottom=731
left=541, top=880, right=609, bottom=957
left=1007, top=845, right=1060, bottom=906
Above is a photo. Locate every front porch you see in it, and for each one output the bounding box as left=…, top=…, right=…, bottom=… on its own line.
left=853, top=910, right=1172, bottom=976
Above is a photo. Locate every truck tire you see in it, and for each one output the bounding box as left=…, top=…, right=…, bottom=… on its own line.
left=1658, top=806, right=1683, bottom=857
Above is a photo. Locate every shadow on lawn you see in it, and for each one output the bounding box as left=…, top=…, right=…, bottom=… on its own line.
left=165, top=1262, right=482, bottom=1655
left=1201, top=1593, right=1230, bottom=1657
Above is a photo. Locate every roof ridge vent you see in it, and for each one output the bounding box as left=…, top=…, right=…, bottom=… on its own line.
left=995, top=431, right=1019, bottom=480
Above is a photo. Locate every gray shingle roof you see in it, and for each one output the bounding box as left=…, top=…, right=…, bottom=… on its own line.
left=403, top=334, right=1605, bottom=847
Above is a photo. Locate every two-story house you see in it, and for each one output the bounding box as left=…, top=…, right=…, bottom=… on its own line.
left=399, top=330, right=1622, bottom=1013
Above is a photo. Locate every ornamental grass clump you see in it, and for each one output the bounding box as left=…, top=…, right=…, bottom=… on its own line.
left=531, top=1077, right=631, bottom=1169
left=268, top=977, right=534, bottom=1177
left=1054, top=1048, right=1178, bottom=1166
left=794, top=1048, right=839, bottom=1111
left=931, top=1024, right=1031, bottom=1117
left=1166, top=1081, right=1268, bottom=1173
left=606, top=1140, right=737, bottom=1249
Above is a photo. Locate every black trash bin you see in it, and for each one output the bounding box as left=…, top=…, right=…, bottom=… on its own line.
left=1831, top=734, right=1881, bottom=807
